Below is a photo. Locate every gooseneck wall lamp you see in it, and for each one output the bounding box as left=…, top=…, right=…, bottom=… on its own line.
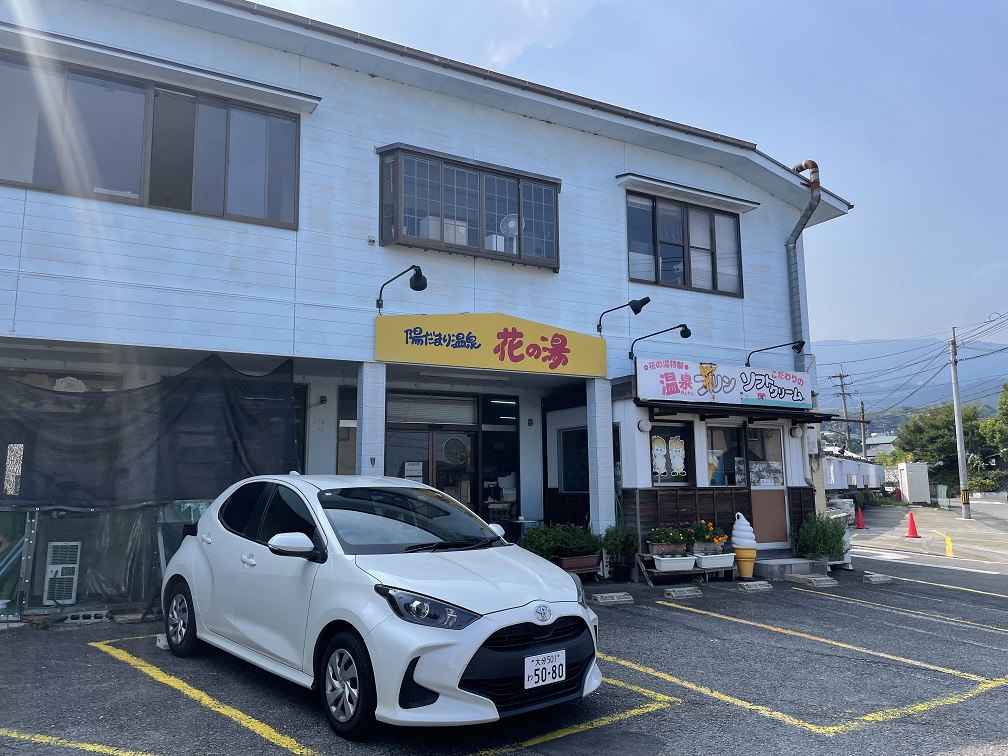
left=376, top=265, right=427, bottom=315
left=745, top=339, right=805, bottom=367
left=628, top=324, right=691, bottom=360
left=597, top=296, right=651, bottom=334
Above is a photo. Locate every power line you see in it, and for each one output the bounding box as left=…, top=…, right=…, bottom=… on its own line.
left=866, top=353, right=947, bottom=410
left=873, top=362, right=949, bottom=415
left=959, top=343, right=1008, bottom=363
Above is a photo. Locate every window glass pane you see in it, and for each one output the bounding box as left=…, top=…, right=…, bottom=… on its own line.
left=0, top=58, right=61, bottom=187
left=560, top=428, right=589, bottom=493
left=521, top=180, right=556, bottom=260
left=219, top=481, right=267, bottom=535
left=707, top=427, right=746, bottom=486
left=714, top=214, right=741, bottom=293
left=748, top=428, right=784, bottom=486
left=381, top=154, right=395, bottom=241
left=627, top=194, right=655, bottom=281
left=484, top=174, right=519, bottom=254
left=659, top=243, right=685, bottom=286
left=266, top=114, right=296, bottom=224
left=226, top=107, right=267, bottom=219
left=650, top=424, right=692, bottom=485
left=257, top=485, right=316, bottom=543
left=690, top=247, right=713, bottom=289
left=402, top=155, right=441, bottom=240
left=61, top=71, right=145, bottom=200
left=149, top=90, right=195, bottom=211
left=443, top=165, right=479, bottom=247
left=656, top=200, right=684, bottom=244
left=688, top=206, right=711, bottom=249
left=193, top=100, right=226, bottom=215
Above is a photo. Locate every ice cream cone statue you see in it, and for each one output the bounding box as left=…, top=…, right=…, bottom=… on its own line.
left=731, top=512, right=757, bottom=579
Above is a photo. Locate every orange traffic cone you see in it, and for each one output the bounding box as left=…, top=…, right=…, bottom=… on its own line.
left=905, top=512, right=921, bottom=538
left=856, top=507, right=868, bottom=530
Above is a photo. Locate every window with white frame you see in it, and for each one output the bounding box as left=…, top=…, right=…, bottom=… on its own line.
left=0, top=55, right=298, bottom=228
left=378, top=145, right=560, bottom=269
left=627, top=192, right=742, bottom=295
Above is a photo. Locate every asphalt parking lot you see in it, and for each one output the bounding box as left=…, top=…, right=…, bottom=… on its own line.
left=4, top=552, right=1008, bottom=756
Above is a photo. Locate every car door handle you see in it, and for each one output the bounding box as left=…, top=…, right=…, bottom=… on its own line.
left=200, top=533, right=212, bottom=545
left=240, top=554, right=256, bottom=567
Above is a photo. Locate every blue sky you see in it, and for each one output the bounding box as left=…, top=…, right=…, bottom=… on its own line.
left=270, top=0, right=1008, bottom=344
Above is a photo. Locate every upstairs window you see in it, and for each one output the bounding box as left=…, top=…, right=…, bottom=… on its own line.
left=378, top=145, right=560, bottom=269
left=627, top=192, right=742, bottom=295
left=0, top=55, right=298, bottom=228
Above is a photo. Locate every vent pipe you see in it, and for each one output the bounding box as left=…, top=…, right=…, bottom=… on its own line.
left=786, top=160, right=821, bottom=373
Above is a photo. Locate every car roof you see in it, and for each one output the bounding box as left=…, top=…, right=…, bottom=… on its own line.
left=247, top=474, right=436, bottom=493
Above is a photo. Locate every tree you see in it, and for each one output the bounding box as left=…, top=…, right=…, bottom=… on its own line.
left=980, top=383, right=1008, bottom=453
left=895, top=402, right=994, bottom=489
left=873, top=450, right=903, bottom=466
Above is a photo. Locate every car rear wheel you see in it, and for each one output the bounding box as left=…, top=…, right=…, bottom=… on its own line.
left=319, top=631, right=376, bottom=740
left=165, top=581, right=201, bottom=657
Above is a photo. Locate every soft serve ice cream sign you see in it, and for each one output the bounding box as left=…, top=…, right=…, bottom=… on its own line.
left=731, top=513, right=758, bottom=579
left=635, top=358, right=812, bottom=409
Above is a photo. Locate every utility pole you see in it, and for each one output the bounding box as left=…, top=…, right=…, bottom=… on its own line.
left=860, top=400, right=868, bottom=460
left=828, top=367, right=852, bottom=451
left=950, top=328, right=971, bottom=519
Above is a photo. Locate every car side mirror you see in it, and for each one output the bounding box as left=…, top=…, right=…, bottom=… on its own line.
left=268, top=532, right=316, bottom=557
left=489, top=524, right=506, bottom=538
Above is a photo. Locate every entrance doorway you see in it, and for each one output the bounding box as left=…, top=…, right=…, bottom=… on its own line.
left=385, top=430, right=476, bottom=509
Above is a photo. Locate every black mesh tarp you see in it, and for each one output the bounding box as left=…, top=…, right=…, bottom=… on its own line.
left=0, top=354, right=299, bottom=509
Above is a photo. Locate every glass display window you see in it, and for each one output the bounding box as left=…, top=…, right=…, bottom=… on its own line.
left=707, top=426, right=746, bottom=486
left=650, top=423, right=693, bottom=486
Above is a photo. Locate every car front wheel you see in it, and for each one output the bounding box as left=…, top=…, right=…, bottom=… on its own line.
left=165, top=580, right=201, bottom=657
left=319, top=631, right=376, bottom=740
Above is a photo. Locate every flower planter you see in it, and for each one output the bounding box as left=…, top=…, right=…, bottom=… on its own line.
left=555, top=555, right=598, bottom=571
left=648, top=542, right=687, bottom=556
left=694, top=552, right=736, bottom=569
left=653, top=555, right=696, bottom=571
left=691, top=542, right=724, bottom=555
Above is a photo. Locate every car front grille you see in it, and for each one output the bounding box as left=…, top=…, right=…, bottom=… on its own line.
left=459, top=616, right=595, bottom=717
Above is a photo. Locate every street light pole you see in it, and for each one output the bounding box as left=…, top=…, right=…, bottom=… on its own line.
left=950, top=327, right=971, bottom=519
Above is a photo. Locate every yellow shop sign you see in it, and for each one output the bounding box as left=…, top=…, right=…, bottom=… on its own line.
left=375, top=314, right=607, bottom=377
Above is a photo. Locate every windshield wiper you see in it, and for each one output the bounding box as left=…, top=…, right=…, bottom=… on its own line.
left=404, top=536, right=502, bottom=553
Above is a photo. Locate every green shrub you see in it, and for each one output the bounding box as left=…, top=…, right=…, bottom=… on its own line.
left=602, top=524, right=640, bottom=565
left=521, top=524, right=602, bottom=561
left=791, top=514, right=849, bottom=561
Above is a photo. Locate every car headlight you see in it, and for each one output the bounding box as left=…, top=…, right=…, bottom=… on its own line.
left=573, top=574, right=587, bottom=608
left=375, top=585, right=481, bottom=630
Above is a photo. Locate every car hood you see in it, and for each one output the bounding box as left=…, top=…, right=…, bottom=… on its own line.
left=354, top=545, right=579, bottom=615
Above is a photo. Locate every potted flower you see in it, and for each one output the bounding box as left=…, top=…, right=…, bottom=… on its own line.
left=690, top=520, right=734, bottom=569
left=521, top=524, right=602, bottom=571
left=602, top=524, right=640, bottom=582
left=646, top=526, right=691, bottom=555
left=690, top=520, right=728, bottom=554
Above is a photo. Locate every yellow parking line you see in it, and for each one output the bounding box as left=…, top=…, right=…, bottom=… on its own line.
left=792, top=587, right=1008, bottom=635
left=889, top=576, right=1008, bottom=600
left=656, top=600, right=985, bottom=682
left=0, top=728, right=161, bottom=756
left=598, top=653, right=1008, bottom=736
left=90, top=640, right=319, bottom=756
left=472, top=677, right=678, bottom=756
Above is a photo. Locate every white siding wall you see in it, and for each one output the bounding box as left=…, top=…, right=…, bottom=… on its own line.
left=0, top=1, right=808, bottom=381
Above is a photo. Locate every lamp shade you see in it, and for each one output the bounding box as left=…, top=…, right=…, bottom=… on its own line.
left=409, top=266, right=427, bottom=292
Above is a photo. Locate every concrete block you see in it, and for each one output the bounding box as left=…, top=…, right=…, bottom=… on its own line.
left=753, top=558, right=828, bottom=581
left=590, top=592, right=634, bottom=605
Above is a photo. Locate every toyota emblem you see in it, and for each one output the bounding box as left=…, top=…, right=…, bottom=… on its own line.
left=534, top=604, right=551, bottom=623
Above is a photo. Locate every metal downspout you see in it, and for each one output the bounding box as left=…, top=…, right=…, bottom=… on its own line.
left=786, top=160, right=821, bottom=373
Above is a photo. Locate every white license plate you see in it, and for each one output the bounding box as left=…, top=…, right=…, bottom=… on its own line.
left=524, top=649, right=566, bottom=689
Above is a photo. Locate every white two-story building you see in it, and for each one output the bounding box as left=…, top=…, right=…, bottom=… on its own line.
left=0, top=0, right=849, bottom=614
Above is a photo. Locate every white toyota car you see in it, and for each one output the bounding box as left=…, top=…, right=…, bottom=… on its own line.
left=162, top=474, right=601, bottom=739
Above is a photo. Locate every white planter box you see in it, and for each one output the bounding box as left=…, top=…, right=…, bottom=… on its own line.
left=693, top=553, right=735, bottom=569
left=653, top=555, right=696, bottom=572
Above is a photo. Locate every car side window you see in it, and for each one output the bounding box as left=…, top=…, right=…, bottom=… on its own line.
left=257, top=485, right=317, bottom=544
left=219, top=482, right=267, bottom=535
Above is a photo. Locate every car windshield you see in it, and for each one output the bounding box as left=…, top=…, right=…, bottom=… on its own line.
left=318, top=486, right=503, bottom=555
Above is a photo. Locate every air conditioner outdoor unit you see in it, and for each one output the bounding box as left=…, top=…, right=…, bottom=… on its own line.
left=43, top=541, right=81, bottom=606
